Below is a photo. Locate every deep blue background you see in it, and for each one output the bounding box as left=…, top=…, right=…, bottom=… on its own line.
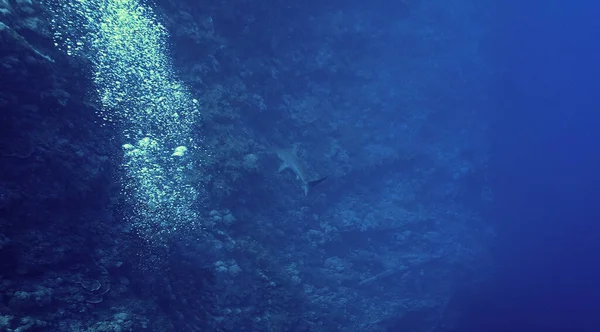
left=456, top=1, right=600, bottom=331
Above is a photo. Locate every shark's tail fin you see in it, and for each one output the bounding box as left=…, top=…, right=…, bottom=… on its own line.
left=304, top=176, right=328, bottom=196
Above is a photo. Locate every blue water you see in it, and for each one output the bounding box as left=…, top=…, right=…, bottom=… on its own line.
left=456, top=1, right=600, bottom=331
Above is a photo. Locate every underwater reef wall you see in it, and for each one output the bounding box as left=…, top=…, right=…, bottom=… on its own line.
left=0, top=0, right=494, bottom=331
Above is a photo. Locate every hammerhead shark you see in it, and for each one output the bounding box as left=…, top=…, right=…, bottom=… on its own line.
left=275, top=146, right=327, bottom=196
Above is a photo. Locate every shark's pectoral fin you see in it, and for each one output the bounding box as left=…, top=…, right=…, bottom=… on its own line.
left=278, top=163, right=289, bottom=173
